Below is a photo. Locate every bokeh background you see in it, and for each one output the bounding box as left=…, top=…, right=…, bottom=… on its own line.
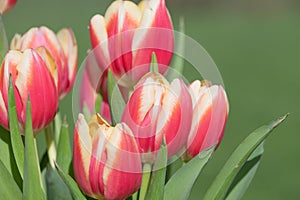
left=2, top=0, right=300, bottom=199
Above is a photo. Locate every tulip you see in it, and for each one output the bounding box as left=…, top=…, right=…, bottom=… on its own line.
left=73, top=113, right=142, bottom=200
left=0, top=48, right=58, bottom=133
left=89, top=0, right=173, bottom=88
left=121, top=72, right=192, bottom=163
left=79, top=66, right=111, bottom=124
left=10, top=26, right=77, bottom=98
left=0, top=0, right=17, bottom=14
left=184, top=80, right=229, bottom=161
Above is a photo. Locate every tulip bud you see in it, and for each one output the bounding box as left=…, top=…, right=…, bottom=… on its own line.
left=10, top=26, right=77, bottom=98
left=73, top=114, right=142, bottom=200
left=184, top=80, right=229, bottom=161
left=0, top=0, right=17, bottom=14
left=89, top=0, right=173, bottom=89
left=0, top=48, right=58, bottom=133
left=122, top=72, right=192, bottom=163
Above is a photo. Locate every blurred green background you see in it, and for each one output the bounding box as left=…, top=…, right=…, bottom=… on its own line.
left=3, top=0, right=300, bottom=199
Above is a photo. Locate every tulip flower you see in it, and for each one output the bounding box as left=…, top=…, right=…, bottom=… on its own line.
left=10, top=26, right=77, bottom=98
left=73, top=113, right=142, bottom=200
left=89, top=0, right=173, bottom=88
left=0, top=0, right=17, bottom=14
left=184, top=80, right=229, bottom=161
left=121, top=72, right=192, bottom=163
left=0, top=48, right=58, bottom=133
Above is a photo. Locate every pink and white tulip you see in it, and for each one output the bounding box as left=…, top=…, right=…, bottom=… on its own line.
left=10, top=26, right=77, bottom=98
left=0, top=48, right=58, bottom=133
left=0, top=0, right=17, bottom=14
left=73, top=113, right=142, bottom=200
left=89, top=0, right=173, bottom=88
left=122, top=72, right=192, bottom=163
left=184, top=80, right=229, bottom=161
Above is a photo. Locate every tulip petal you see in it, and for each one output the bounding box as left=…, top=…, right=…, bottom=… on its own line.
left=0, top=0, right=17, bottom=14
left=73, top=114, right=93, bottom=196
left=57, top=28, right=78, bottom=95
left=132, top=0, right=173, bottom=77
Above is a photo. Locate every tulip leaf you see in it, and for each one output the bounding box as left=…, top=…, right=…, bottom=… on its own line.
left=225, top=142, right=264, bottom=200
left=0, top=16, right=8, bottom=62
left=167, top=17, right=185, bottom=81
left=145, top=141, right=168, bottom=200
left=107, top=70, right=125, bottom=125
left=23, top=98, right=46, bottom=200
left=56, top=122, right=72, bottom=173
left=8, top=76, right=24, bottom=179
left=150, top=52, right=158, bottom=73
left=203, top=114, right=288, bottom=200
left=46, top=165, right=72, bottom=200
left=95, top=93, right=103, bottom=114
left=164, top=146, right=215, bottom=200
left=0, top=158, right=22, bottom=199
left=55, top=162, right=86, bottom=200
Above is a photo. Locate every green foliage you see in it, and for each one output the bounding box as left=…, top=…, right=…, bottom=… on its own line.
left=164, top=146, right=215, bottom=200
left=23, top=98, right=45, bottom=200
left=8, top=76, right=24, bottom=179
left=203, top=115, right=288, bottom=200
left=56, top=122, right=72, bottom=173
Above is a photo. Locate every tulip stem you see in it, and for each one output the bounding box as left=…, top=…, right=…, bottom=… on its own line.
left=139, top=163, right=152, bottom=200
left=45, top=124, right=57, bottom=168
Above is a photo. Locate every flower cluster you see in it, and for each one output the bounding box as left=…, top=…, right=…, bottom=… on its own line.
left=75, top=0, right=229, bottom=199
left=0, top=0, right=229, bottom=199
left=0, top=1, right=77, bottom=133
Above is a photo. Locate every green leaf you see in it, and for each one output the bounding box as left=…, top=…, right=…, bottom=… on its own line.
left=164, top=146, right=215, bottom=200
left=225, top=143, right=264, bottom=200
left=167, top=17, right=185, bottom=81
left=56, top=122, right=72, bottom=173
left=150, top=52, right=158, bottom=73
left=23, top=98, right=45, bottom=200
left=8, top=76, right=24, bottom=179
left=107, top=70, right=125, bottom=125
left=46, top=165, right=72, bottom=200
left=166, top=157, right=183, bottom=182
left=203, top=114, right=288, bottom=200
left=95, top=93, right=103, bottom=113
left=0, top=158, right=22, bottom=199
left=0, top=15, right=8, bottom=62
left=55, top=162, right=86, bottom=200
left=145, top=142, right=168, bottom=200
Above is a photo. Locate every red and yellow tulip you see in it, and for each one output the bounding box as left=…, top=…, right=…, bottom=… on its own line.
left=11, top=26, right=77, bottom=98
left=122, top=72, right=192, bottom=163
left=0, top=48, right=58, bottom=133
left=73, top=113, right=142, bottom=200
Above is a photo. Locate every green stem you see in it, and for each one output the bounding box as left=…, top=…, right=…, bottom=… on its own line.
left=54, top=112, right=62, bottom=145
left=45, top=124, right=57, bottom=168
left=139, top=163, right=152, bottom=200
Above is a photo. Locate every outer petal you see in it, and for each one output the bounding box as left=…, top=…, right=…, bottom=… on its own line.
left=101, top=123, right=142, bottom=200
left=155, top=78, right=192, bottom=157
left=57, top=28, right=78, bottom=96
left=105, top=0, right=141, bottom=85
left=132, top=0, right=173, bottom=78
left=0, top=0, right=17, bottom=14
left=73, top=114, right=93, bottom=196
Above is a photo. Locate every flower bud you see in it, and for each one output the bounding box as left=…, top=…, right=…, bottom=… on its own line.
left=184, top=80, right=229, bottom=161
left=73, top=114, right=142, bottom=200
left=122, top=72, right=192, bottom=163
left=0, top=0, right=17, bottom=14
left=0, top=48, right=58, bottom=133
left=89, top=0, right=173, bottom=88
left=10, top=26, right=77, bottom=98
